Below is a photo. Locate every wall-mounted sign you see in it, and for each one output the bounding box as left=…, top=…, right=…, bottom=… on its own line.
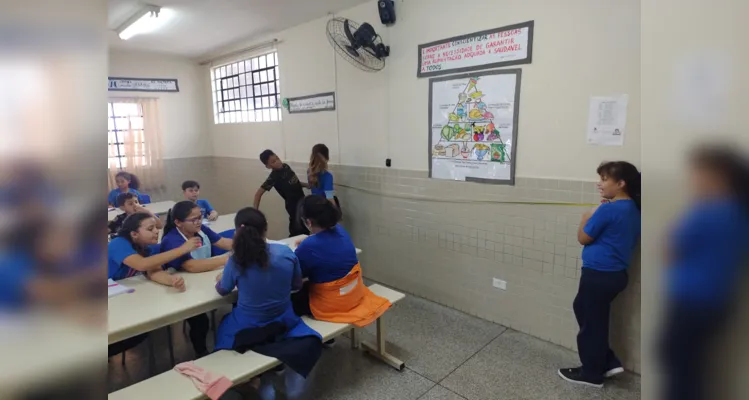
left=108, top=77, right=179, bottom=92
left=417, top=21, right=534, bottom=78
left=287, top=92, right=336, bottom=113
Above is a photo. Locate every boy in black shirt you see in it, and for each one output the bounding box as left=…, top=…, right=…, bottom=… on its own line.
left=254, top=150, right=308, bottom=237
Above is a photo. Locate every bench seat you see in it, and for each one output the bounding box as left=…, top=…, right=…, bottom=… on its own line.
left=109, top=284, right=405, bottom=400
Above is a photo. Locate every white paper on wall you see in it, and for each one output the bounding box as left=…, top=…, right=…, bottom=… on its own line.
left=586, top=95, right=628, bottom=146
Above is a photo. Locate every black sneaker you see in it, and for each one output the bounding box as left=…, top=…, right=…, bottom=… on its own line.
left=557, top=367, right=603, bottom=388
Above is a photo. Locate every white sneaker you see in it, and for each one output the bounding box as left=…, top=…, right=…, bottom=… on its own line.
left=604, top=367, right=625, bottom=378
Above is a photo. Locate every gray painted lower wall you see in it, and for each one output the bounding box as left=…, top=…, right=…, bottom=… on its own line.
left=159, top=156, right=641, bottom=373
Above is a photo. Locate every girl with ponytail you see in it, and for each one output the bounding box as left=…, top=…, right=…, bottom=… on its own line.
left=659, top=145, right=749, bottom=400
left=307, top=144, right=342, bottom=216
left=214, top=207, right=322, bottom=398
left=292, top=195, right=391, bottom=328
left=558, top=161, right=641, bottom=388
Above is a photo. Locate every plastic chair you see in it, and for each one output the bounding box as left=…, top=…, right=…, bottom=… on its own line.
left=138, top=193, right=152, bottom=204
left=211, top=229, right=235, bottom=256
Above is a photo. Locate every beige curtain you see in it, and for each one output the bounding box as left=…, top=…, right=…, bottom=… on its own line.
left=107, top=98, right=166, bottom=194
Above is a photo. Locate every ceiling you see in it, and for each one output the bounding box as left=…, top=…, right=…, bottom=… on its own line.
left=108, top=0, right=372, bottom=58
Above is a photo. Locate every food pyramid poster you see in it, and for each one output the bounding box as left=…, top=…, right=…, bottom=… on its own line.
left=429, top=69, right=520, bottom=184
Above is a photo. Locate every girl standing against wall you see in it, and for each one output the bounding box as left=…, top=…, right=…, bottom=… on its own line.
left=558, top=161, right=641, bottom=388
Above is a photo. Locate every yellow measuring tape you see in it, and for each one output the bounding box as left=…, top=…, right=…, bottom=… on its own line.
left=335, top=183, right=597, bottom=207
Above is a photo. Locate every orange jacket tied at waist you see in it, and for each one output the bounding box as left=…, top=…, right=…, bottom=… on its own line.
left=308, top=263, right=391, bottom=327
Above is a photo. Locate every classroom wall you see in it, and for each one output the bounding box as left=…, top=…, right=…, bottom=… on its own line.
left=207, top=0, right=640, bottom=180
left=202, top=0, right=642, bottom=371
left=109, top=50, right=212, bottom=160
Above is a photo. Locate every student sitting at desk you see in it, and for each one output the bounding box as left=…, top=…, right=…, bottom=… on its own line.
left=292, top=195, right=390, bottom=327
left=108, top=192, right=163, bottom=239
left=107, top=213, right=199, bottom=359
left=108, top=171, right=142, bottom=208
left=161, top=200, right=233, bottom=357
left=108, top=212, right=198, bottom=284
left=182, top=180, right=219, bottom=221
left=215, top=207, right=322, bottom=399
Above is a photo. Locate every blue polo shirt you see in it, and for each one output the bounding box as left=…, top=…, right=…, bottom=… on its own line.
left=160, top=225, right=221, bottom=271
left=581, top=199, right=641, bottom=272
left=108, top=237, right=160, bottom=280
left=108, top=188, right=140, bottom=206
left=294, top=224, right=357, bottom=283
left=0, top=252, right=34, bottom=309
left=196, top=199, right=215, bottom=219
left=667, top=198, right=748, bottom=306
left=309, top=170, right=334, bottom=199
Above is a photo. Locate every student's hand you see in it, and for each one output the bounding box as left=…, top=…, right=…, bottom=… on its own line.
left=294, top=237, right=306, bottom=247
left=215, top=272, right=223, bottom=283
left=180, top=237, right=202, bottom=253
left=171, top=275, right=186, bottom=292
left=208, top=211, right=219, bottom=221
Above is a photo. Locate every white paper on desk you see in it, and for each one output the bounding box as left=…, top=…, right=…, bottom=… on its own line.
left=108, top=279, right=134, bottom=298
left=586, top=95, right=628, bottom=146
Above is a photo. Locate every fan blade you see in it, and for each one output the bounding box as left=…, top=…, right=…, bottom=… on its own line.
left=343, top=19, right=357, bottom=48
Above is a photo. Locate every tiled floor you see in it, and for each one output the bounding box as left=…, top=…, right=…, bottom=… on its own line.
left=108, top=290, right=640, bottom=399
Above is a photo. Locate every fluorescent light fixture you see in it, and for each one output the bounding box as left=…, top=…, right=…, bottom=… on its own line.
left=116, top=5, right=171, bottom=40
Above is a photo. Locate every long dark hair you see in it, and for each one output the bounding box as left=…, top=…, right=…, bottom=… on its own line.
left=164, top=200, right=200, bottom=236
left=308, top=143, right=330, bottom=188
left=301, top=195, right=339, bottom=229
left=232, top=207, right=269, bottom=270
left=597, top=161, right=641, bottom=209
left=116, top=171, right=141, bottom=191
left=116, top=213, right=154, bottom=256
left=690, top=145, right=749, bottom=209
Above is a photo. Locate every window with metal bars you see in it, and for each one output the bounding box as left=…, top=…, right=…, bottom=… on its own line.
left=107, top=102, right=146, bottom=169
left=211, top=52, right=281, bottom=124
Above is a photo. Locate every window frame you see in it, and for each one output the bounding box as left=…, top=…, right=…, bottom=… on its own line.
left=108, top=101, right=146, bottom=170
left=211, top=52, right=281, bottom=124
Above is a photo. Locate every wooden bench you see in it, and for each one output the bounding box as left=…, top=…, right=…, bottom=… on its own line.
left=109, top=284, right=406, bottom=400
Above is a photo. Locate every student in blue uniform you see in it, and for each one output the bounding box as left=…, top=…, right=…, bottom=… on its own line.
left=659, top=146, right=749, bottom=400
left=307, top=144, right=341, bottom=216
left=108, top=212, right=198, bottom=285
left=108, top=192, right=163, bottom=239
left=215, top=207, right=322, bottom=399
left=558, top=161, right=641, bottom=388
left=160, top=200, right=233, bottom=357
left=108, top=171, right=142, bottom=207
left=107, top=213, right=200, bottom=359
left=182, top=180, right=219, bottom=221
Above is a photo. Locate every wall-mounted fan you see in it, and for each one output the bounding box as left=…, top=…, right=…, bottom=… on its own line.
left=326, top=17, right=390, bottom=72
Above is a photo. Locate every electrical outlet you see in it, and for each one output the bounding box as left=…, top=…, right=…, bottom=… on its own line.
left=492, top=278, right=507, bottom=290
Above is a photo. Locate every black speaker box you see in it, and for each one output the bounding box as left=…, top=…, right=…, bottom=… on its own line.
left=378, top=0, right=396, bottom=25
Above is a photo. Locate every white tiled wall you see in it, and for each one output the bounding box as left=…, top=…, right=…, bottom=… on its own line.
left=182, top=157, right=641, bottom=373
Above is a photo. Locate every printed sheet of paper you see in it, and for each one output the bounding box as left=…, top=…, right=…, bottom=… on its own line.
left=586, top=95, right=628, bottom=146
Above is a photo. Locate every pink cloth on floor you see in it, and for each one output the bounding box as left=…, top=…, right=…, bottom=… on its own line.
left=174, top=361, right=233, bottom=400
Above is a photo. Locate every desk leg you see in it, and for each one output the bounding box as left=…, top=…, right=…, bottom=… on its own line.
left=166, top=325, right=175, bottom=366
left=147, top=333, right=156, bottom=375
left=349, top=328, right=359, bottom=349
left=361, top=318, right=404, bottom=371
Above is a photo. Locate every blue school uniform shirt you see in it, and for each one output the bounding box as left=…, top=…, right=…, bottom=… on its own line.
left=196, top=199, right=215, bottom=219
left=216, top=243, right=303, bottom=321
left=294, top=224, right=357, bottom=283
left=581, top=199, right=641, bottom=272
left=667, top=198, right=748, bottom=306
left=108, top=237, right=161, bottom=280
left=108, top=188, right=141, bottom=206
left=0, top=252, right=34, bottom=309
left=309, top=170, right=334, bottom=199
left=160, top=225, right=222, bottom=270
